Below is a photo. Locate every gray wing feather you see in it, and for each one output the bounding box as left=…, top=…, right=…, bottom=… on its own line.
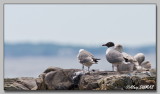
left=78, top=50, right=94, bottom=64
left=122, top=52, right=136, bottom=62
left=79, top=57, right=93, bottom=64
left=106, top=50, right=124, bottom=63
left=82, top=50, right=94, bottom=57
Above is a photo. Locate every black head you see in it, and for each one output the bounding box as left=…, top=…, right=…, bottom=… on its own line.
left=102, top=42, right=115, bottom=48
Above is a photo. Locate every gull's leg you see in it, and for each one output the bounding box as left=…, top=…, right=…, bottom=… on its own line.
left=82, top=65, right=84, bottom=70
left=88, top=67, right=90, bottom=71
left=112, top=64, right=114, bottom=71
left=117, top=64, right=119, bottom=72
left=114, top=65, right=118, bottom=72
left=82, top=65, right=86, bottom=74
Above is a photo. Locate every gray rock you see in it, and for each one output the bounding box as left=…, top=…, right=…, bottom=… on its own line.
left=79, top=70, right=156, bottom=90
left=4, top=77, right=37, bottom=90
left=36, top=73, right=47, bottom=90
left=43, top=66, right=62, bottom=73
left=4, top=67, right=156, bottom=90
left=79, top=74, right=100, bottom=90
left=44, top=68, right=80, bottom=90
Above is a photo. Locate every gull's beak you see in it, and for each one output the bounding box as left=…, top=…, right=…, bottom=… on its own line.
left=102, top=44, right=106, bottom=46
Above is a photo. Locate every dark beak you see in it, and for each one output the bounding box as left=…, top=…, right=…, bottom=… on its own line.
left=102, top=44, right=106, bottom=46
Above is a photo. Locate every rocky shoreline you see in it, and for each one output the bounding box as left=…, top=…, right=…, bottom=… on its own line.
left=4, top=67, right=156, bottom=90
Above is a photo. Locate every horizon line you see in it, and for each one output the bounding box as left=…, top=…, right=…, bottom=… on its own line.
left=4, top=41, right=156, bottom=48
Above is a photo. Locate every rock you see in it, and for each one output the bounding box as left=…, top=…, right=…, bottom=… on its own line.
left=79, top=70, right=156, bottom=90
left=18, top=77, right=37, bottom=90
left=35, top=66, right=61, bottom=90
left=106, top=75, right=133, bottom=90
left=43, top=66, right=62, bottom=73
left=79, top=74, right=100, bottom=90
left=44, top=68, right=80, bottom=90
left=4, top=78, right=28, bottom=90
left=4, top=67, right=156, bottom=90
left=35, top=73, right=47, bottom=90
left=4, top=77, right=37, bottom=90
left=36, top=67, right=81, bottom=90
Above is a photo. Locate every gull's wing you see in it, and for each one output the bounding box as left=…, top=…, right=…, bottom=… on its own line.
left=106, top=50, right=125, bottom=63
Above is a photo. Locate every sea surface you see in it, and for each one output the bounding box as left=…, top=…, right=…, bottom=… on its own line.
left=4, top=54, right=156, bottom=78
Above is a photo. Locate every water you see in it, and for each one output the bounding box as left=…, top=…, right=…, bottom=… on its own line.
left=4, top=54, right=156, bottom=78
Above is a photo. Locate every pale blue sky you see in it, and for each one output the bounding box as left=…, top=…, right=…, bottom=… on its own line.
left=4, top=4, right=156, bottom=46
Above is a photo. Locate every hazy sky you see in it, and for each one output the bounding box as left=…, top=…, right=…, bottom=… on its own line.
left=4, top=4, right=156, bottom=46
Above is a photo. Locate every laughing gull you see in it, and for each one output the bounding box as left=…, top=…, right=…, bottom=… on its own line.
left=102, top=42, right=128, bottom=72
left=77, top=49, right=100, bottom=71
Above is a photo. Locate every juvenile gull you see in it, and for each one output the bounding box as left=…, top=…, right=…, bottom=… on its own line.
left=115, top=44, right=136, bottom=62
left=102, top=42, right=128, bottom=72
left=115, top=44, right=145, bottom=71
left=134, top=53, right=145, bottom=65
left=77, top=49, right=100, bottom=71
left=114, top=44, right=135, bottom=72
left=141, top=61, right=151, bottom=70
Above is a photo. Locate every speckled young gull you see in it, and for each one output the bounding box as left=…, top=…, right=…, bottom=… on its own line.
left=141, top=61, right=151, bottom=70
left=115, top=44, right=148, bottom=71
left=134, top=53, right=145, bottom=65
left=77, top=49, right=100, bottom=71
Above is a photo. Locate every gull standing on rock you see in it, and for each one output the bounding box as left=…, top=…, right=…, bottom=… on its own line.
left=115, top=44, right=136, bottom=62
left=77, top=49, right=100, bottom=71
left=134, top=53, right=151, bottom=70
left=141, top=61, right=151, bottom=70
left=114, top=44, right=135, bottom=72
left=134, top=53, right=145, bottom=65
left=102, top=42, right=128, bottom=72
left=115, top=44, right=147, bottom=71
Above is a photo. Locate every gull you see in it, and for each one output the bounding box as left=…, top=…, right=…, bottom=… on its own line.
left=141, top=61, right=151, bottom=70
left=77, top=49, right=100, bottom=71
left=115, top=44, right=146, bottom=71
left=102, top=42, right=128, bottom=72
left=115, top=44, right=136, bottom=63
left=134, top=53, right=145, bottom=65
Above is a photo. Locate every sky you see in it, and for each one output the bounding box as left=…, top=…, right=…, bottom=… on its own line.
left=4, top=4, right=156, bottom=46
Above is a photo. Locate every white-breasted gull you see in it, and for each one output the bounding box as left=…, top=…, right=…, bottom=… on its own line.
left=102, top=42, right=128, bottom=72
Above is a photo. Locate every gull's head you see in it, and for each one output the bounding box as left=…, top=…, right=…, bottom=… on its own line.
left=115, top=44, right=123, bottom=52
left=79, top=49, right=84, bottom=53
left=102, top=42, right=114, bottom=48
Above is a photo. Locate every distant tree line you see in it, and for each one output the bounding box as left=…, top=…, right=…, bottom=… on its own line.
left=4, top=43, right=155, bottom=57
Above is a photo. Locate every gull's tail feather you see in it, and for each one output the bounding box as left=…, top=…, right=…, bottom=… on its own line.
left=92, top=58, right=101, bottom=63
left=123, top=57, right=129, bottom=62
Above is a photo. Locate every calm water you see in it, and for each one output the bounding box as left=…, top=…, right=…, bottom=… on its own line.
left=4, top=54, right=156, bottom=78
